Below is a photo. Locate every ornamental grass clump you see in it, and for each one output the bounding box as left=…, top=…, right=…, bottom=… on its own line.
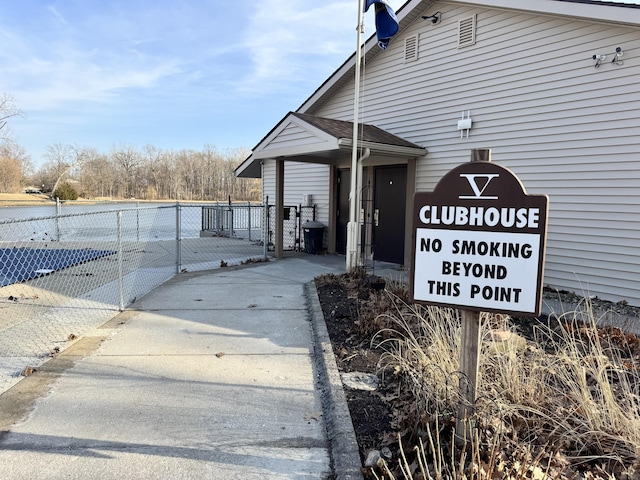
left=372, top=292, right=640, bottom=479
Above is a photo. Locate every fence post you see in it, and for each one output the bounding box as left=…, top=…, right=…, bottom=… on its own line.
left=263, top=197, right=269, bottom=259
left=136, top=201, right=140, bottom=242
left=298, top=204, right=303, bottom=252
left=55, top=197, right=62, bottom=241
left=247, top=201, right=252, bottom=241
left=176, top=202, right=182, bottom=274
left=117, top=211, right=125, bottom=311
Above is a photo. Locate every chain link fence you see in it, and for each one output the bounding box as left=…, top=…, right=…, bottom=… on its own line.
left=266, top=204, right=317, bottom=252
left=0, top=202, right=267, bottom=394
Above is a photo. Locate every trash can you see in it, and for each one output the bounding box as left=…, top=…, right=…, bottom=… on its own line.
left=302, top=221, right=325, bottom=254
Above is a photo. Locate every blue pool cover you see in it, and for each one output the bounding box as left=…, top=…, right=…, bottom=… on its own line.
left=0, top=248, right=115, bottom=287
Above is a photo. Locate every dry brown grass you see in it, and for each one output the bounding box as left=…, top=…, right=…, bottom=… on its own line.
left=368, top=291, right=640, bottom=479
left=0, top=193, right=53, bottom=206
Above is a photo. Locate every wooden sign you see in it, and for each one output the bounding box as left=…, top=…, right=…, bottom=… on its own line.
left=411, top=161, right=549, bottom=316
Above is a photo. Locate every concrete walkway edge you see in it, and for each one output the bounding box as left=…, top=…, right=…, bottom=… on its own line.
left=305, top=282, right=364, bottom=480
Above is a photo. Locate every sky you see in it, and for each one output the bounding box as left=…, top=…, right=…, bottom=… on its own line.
left=0, top=0, right=637, bottom=167
left=0, top=0, right=403, bottom=166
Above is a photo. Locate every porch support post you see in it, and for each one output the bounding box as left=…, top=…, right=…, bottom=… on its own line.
left=403, top=157, right=418, bottom=268
left=275, top=158, right=285, bottom=259
left=328, top=165, right=337, bottom=254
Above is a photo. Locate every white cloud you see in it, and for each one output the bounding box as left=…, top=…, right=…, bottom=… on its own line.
left=46, top=5, right=68, bottom=27
left=239, top=0, right=405, bottom=96
left=240, top=0, right=358, bottom=94
left=4, top=41, right=181, bottom=112
left=0, top=12, right=184, bottom=113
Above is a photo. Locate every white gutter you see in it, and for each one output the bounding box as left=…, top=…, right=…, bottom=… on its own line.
left=338, top=138, right=427, bottom=157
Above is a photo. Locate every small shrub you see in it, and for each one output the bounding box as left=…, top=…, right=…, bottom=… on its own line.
left=53, top=182, right=78, bottom=200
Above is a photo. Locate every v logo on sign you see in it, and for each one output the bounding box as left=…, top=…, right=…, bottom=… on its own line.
left=459, top=174, right=499, bottom=200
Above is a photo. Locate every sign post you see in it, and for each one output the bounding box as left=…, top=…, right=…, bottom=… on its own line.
left=410, top=149, right=549, bottom=442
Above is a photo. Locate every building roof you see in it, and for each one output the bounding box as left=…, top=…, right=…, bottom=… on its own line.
left=235, top=112, right=426, bottom=178
left=290, top=113, right=422, bottom=150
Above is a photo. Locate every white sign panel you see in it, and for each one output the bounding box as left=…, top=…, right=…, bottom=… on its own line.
left=413, top=229, right=541, bottom=313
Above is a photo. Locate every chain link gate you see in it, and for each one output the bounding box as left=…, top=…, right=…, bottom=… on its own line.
left=266, top=203, right=317, bottom=252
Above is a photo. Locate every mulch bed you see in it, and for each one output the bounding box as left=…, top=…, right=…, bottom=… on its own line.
left=316, top=275, right=391, bottom=455
left=316, top=272, right=399, bottom=473
left=315, top=270, right=640, bottom=479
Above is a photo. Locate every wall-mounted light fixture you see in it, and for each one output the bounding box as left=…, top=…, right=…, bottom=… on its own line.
left=612, top=46, right=624, bottom=65
left=422, top=12, right=442, bottom=24
left=592, top=46, right=623, bottom=68
left=593, top=54, right=606, bottom=68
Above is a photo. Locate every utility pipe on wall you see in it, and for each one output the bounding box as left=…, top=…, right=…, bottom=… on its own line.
left=346, top=0, right=366, bottom=272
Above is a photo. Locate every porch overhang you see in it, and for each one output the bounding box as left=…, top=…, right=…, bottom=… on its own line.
left=235, top=112, right=427, bottom=178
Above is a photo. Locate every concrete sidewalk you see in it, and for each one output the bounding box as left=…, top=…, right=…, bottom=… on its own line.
left=0, top=255, right=378, bottom=480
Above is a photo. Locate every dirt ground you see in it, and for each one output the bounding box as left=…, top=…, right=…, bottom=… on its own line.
left=315, top=271, right=640, bottom=479
left=315, top=275, right=391, bottom=458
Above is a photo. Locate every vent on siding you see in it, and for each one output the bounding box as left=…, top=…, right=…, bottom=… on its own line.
left=458, top=14, right=476, bottom=48
left=404, top=34, right=418, bottom=63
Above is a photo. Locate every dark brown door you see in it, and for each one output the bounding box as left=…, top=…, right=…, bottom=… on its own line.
left=373, top=165, right=407, bottom=264
left=336, top=169, right=350, bottom=255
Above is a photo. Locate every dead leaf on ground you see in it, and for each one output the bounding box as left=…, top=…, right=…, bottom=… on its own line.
left=304, top=411, right=323, bottom=422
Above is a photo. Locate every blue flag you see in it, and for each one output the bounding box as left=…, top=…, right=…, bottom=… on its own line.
left=364, top=0, right=399, bottom=50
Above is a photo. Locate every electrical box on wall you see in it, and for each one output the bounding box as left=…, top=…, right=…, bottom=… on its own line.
left=458, top=117, right=472, bottom=130
left=457, top=111, right=473, bottom=138
left=302, top=194, right=312, bottom=207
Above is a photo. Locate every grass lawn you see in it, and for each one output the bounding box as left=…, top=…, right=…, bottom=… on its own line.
left=0, top=193, right=53, bottom=206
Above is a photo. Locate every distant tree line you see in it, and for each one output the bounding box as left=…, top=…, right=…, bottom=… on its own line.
left=32, top=144, right=261, bottom=202
left=0, top=93, right=261, bottom=202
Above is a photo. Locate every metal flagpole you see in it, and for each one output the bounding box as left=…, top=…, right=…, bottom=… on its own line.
left=346, top=0, right=365, bottom=271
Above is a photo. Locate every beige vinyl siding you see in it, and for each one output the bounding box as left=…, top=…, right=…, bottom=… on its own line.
left=263, top=160, right=331, bottom=226
left=263, top=122, right=325, bottom=153
left=310, top=1, right=640, bottom=304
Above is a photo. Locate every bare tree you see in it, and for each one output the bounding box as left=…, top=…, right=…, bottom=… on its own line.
left=111, top=144, right=142, bottom=198
left=45, top=144, right=92, bottom=197
left=78, top=149, right=116, bottom=198
left=0, top=152, right=22, bottom=193
left=0, top=93, right=22, bottom=142
left=0, top=141, right=32, bottom=193
left=0, top=94, right=30, bottom=193
left=141, top=145, right=162, bottom=200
